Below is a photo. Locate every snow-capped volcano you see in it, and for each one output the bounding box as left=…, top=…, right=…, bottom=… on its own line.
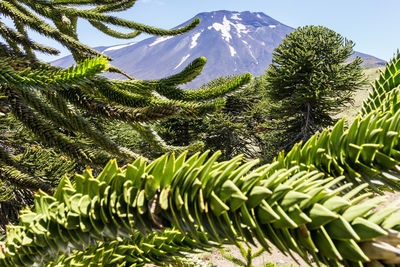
left=52, top=10, right=385, bottom=87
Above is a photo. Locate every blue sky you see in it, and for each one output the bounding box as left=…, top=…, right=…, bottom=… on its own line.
left=36, top=0, right=398, bottom=62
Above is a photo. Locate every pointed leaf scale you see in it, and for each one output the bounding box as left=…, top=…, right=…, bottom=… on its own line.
left=137, top=189, right=147, bottom=215
left=209, top=191, right=229, bottom=216
left=323, top=196, right=350, bottom=212
left=325, top=216, right=360, bottom=241
left=308, top=203, right=339, bottom=229
left=381, top=210, right=400, bottom=229
left=219, top=180, right=247, bottom=202
left=161, top=152, right=176, bottom=187
left=256, top=200, right=280, bottom=224
left=342, top=197, right=386, bottom=222
left=78, top=195, right=91, bottom=217
left=312, top=226, right=343, bottom=260
left=123, top=180, right=134, bottom=205
left=240, top=204, right=257, bottom=229
left=272, top=205, right=298, bottom=229
left=97, top=159, right=119, bottom=183
left=74, top=174, right=87, bottom=195
left=246, top=186, right=272, bottom=209
left=335, top=239, right=369, bottom=262
left=144, top=174, right=158, bottom=199
left=159, top=186, right=170, bottom=210
left=53, top=175, right=72, bottom=202
left=125, top=164, right=139, bottom=184
left=287, top=205, right=312, bottom=225
left=368, top=199, right=400, bottom=224
left=280, top=191, right=311, bottom=209
left=352, top=217, right=388, bottom=241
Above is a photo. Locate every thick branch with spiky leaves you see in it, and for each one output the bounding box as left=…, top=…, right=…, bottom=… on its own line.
left=0, top=55, right=251, bottom=166
left=3, top=53, right=400, bottom=266
left=48, top=229, right=213, bottom=266
left=0, top=0, right=199, bottom=62
left=1, top=146, right=400, bottom=266
left=273, top=52, right=400, bottom=192
left=0, top=1, right=252, bottom=206
left=361, top=51, right=400, bottom=116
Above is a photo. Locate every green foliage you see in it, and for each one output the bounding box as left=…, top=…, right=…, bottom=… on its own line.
left=1, top=2, right=400, bottom=266
left=220, top=242, right=265, bottom=267
left=2, top=51, right=400, bottom=266
left=158, top=75, right=269, bottom=161
left=0, top=189, right=33, bottom=234
left=14, top=145, right=76, bottom=188
left=273, top=52, right=400, bottom=192
left=266, top=25, right=366, bottom=148
left=49, top=229, right=211, bottom=266
left=362, top=51, right=400, bottom=115
left=0, top=145, right=76, bottom=233
left=1, top=145, right=400, bottom=266
left=0, top=1, right=251, bottom=198
left=0, top=109, right=77, bottom=232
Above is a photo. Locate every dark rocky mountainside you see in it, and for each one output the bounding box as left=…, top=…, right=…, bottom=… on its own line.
left=52, top=10, right=386, bottom=87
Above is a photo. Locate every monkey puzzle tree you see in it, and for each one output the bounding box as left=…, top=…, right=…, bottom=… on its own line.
left=0, top=0, right=250, bottom=230
left=266, top=25, right=365, bottom=149
left=0, top=1, right=250, bottom=194
left=157, top=75, right=265, bottom=161
left=1, top=52, right=400, bottom=267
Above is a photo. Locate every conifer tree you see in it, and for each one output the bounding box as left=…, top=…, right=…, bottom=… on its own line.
left=1, top=51, right=400, bottom=267
left=0, top=0, right=250, bottom=230
left=266, top=25, right=365, bottom=149
left=0, top=1, right=251, bottom=194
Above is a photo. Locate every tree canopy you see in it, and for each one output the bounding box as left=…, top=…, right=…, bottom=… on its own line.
left=266, top=25, right=365, bottom=148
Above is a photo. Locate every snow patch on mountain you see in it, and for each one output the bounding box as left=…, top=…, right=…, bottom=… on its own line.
left=228, top=45, right=237, bottom=57
left=240, top=39, right=258, bottom=63
left=103, top=42, right=135, bottom=52
left=208, top=15, right=232, bottom=42
left=269, top=25, right=276, bottom=29
left=208, top=15, right=249, bottom=41
left=231, top=13, right=242, bottom=20
left=247, top=46, right=258, bottom=64
left=232, top=22, right=249, bottom=37
left=149, top=36, right=173, bottom=47
left=190, top=31, right=202, bottom=49
left=174, top=54, right=190, bottom=69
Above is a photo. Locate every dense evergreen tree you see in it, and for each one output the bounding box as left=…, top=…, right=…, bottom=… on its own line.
left=159, top=25, right=370, bottom=163
left=158, top=75, right=270, bottom=161
left=1, top=51, right=400, bottom=265
left=0, top=0, right=250, bottom=230
left=266, top=25, right=365, bottom=149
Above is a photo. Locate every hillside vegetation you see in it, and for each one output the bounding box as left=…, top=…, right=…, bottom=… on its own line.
left=337, top=67, right=385, bottom=122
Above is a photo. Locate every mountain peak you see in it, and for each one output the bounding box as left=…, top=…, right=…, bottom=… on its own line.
left=177, top=10, right=284, bottom=31
left=52, top=10, right=386, bottom=88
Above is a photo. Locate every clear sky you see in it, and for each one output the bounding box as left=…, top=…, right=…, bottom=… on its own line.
left=37, top=0, right=399, bottom=62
